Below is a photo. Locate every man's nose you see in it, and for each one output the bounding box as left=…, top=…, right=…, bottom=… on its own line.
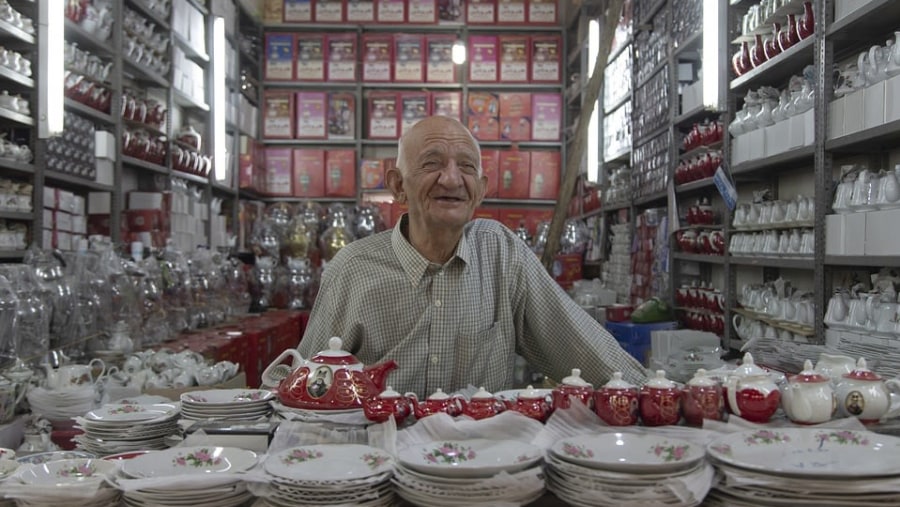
left=437, top=161, right=463, bottom=185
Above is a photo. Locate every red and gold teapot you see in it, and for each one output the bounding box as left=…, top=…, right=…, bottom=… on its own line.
left=262, top=337, right=398, bottom=410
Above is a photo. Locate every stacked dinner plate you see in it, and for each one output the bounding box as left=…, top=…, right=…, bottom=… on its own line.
left=393, top=439, right=546, bottom=506
left=26, top=385, right=98, bottom=421
left=73, top=402, right=181, bottom=456
left=180, top=388, right=275, bottom=421
left=545, top=432, right=712, bottom=507
left=117, top=445, right=258, bottom=507
left=705, top=427, right=900, bottom=506
left=254, top=443, right=395, bottom=506
left=4, top=457, right=120, bottom=506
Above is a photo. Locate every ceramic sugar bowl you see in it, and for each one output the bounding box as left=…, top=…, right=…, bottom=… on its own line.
left=835, top=358, right=900, bottom=424
left=725, top=352, right=781, bottom=423
left=407, top=388, right=467, bottom=419
left=362, top=386, right=412, bottom=424
left=639, top=370, right=682, bottom=426
left=782, top=359, right=835, bottom=425
left=682, top=368, right=723, bottom=426
left=593, top=372, right=639, bottom=426
left=505, top=385, right=552, bottom=422
left=462, top=387, right=507, bottom=420
left=551, top=368, right=594, bottom=411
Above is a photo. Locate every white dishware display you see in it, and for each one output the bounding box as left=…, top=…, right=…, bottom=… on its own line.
left=181, top=388, right=274, bottom=421
left=398, top=439, right=542, bottom=479
left=266, top=444, right=393, bottom=482
left=550, top=432, right=703, bottom=474
left=74, top=401, right=181, bottom=455
left=121, top=446, right=258, bottom=478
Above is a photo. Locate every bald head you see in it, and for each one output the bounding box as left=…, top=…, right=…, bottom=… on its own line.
left=396, top=116, right=482, bottom=177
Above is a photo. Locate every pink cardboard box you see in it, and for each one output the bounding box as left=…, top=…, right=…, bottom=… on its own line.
left=425, top=34, right=457, bottom=83
left=264, top=33, right=294, bottom=81
left=528, top=149, right=560, bottom=199
left=283, top=0, right=313, bottom=22
left=531, top=93, right=562, bottom=141
left=325, top=149, right=357, bottom=197
left=467, top=91, right=500, bottom=141
left=362, top=33, right=393, bottom=82
left=292, top=149, right=325, bottom=197
left=346, top=0, right=375, bottom=22
left=360, top=159, right=385, bottom=189
left=467, top=0, right=496, bottom=23
left=327, top=92, right=355, bottom=139
left=528, top=0, right=558, bottom=24
left=263, top=91, right=294, bottom=139
left=431, top=91, right=462, bottom=121
left=408, top=0, right=437, bottom=23
left=400, top=92, right=430, bottom=136
left=497, top=0, right=526, bottom=23
left=468, top=35, right=498, bottom=83
left=263, top=148, right=293, bottom=196
left=367, top=92, right=399, bottom=139
left=294, top=33, right=325, bottom=81
left=314, top=0, right=344, bottom=22
left=326, top=33, right=357, bottom=82
left=499, top=92, right=532, bottom=141
left=376, top=0, right=405, bottom=22
left=295, top=91, right=327, bottom=139
left=531, top=34, right=562, bottom=83
left=393, top=34, right=424, bottom=83
left=499, top=35, right=529, bottom=83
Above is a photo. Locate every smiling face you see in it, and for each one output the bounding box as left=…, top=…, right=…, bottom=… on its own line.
left=388, top=116, right=487, bottom=239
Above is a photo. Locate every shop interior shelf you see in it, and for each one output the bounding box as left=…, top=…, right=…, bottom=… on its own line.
left=730, top=36, right=814, bottom=93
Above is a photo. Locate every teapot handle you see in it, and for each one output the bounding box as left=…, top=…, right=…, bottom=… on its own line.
left=885, top=378, right=900, bottom=394
left=88, top=358, right=106, bottom=383
left=261, top=349, right=304, bottom=388
left=451, top=394, right=467, bottom=415
left=726, top=377, right=742, bottom=417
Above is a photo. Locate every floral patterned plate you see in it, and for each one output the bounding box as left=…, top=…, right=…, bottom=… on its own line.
left=398, top=439, right=543, bottom=478
left=85, top=403, right=179, bottom=423
left=265, top=444, right=394, bottom=482
left=180, top=389, right=275, bottom=406
left=549, top=433, right=703, bottom=473
left=120, top=446, right=259, bottom=479
left=707, top=428, right=900, bottom=478
left=16, top=451, right=95, bottom=465
left=15, top=458, right=116, bottom=486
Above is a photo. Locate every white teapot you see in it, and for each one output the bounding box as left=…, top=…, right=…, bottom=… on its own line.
left=834, top=358, right=900, bottom=424
left=782, top=360, right=835, bottom=424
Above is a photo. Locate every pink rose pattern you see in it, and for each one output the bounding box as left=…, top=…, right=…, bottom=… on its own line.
left=282, top=448, right=324, bottom=464
left=815, top=431, right=870, bottom=447
left=424, top=442, right=477, bottom=465
left=173, top=448, right=222, bottom=468
left=110, top=404, right=145, bottom=414
left=57, top=463, right=95, bottom=478
left=710, top=443, right=733, bottom=457
left=744, top=430, right=791, bottom=446
left=233, top=391, right=264, bottom=402
left=651, top=443, right=690, bottom=462
left=362, top=452, right=390, bottom=469
left=561, top=442, right=594, bottom=459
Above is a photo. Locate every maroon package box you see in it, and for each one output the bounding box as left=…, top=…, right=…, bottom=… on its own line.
left=314, top=0, right=344, bottom=22
left=393, top=33, right=424, bottom=83
left=499, top=34, right=529, bottom=83
left=264, top=33, right=294, bottom=81
left=327, top=91, right=355, bottom=139
left=367, top=92, right=399, bottom=139
left=528, top=0, right=558, bottom=24
left=376, top=0, right=406, bottom=22
left=292, top=149, right=325, bottom=197
left=425, top=34, right=457, bottom=83
left=408, top=0, right=438, bottom=23
left=325, top=149, right=357, bottom=197
left=431, top=91, right=462, bottom=121
left=529, top=149, right=561, bottom=200
left=346, top=0, right=375, bottom=22
left=481, top=149, right=500, bottom=198
left=531, top=93, right=562, bottom=141
left=468, top=35, right=498, bottom=83
left=283, top=0, right=313, bottom=22
left=295, top=91, right=327, bottom=139
left=362, top=33, right=393, bottom=82
left=498, top=150, right=531, bottom=199
left=467, top=0, right=496, bottom=23
left=400, top=91, right=430, bottom=136
left=295, top=33, right=325, bottom=81
left=263, top=148, right=293, bottom=196
left=263, top=91, right=294, bottom=139
left=497, top=0, right=526, bottom=23
left=530, top=34, right=562, bottom=83
left=326, top=33, right=357, bottom=82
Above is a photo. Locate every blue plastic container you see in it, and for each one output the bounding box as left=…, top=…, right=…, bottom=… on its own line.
left=603, top=321, right=679, bottom=366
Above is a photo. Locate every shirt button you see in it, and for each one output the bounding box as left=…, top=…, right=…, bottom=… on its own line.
left=434, top=300, right=442, bottom=307
left=431, top=355, right=439, bottom=364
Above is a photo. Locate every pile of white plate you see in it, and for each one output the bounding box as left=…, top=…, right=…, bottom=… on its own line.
left=705, top=427, right=900, bottom=506
left=74, top=402, right=180, bottom=456
left=180, top=388, right=275, bottom=421
left=545, top=432, right=711, bottom=507
left=270, top=400, right=371, bottom=428
left=393, top=439, right=546, bottom=506
left=254, top=443, right=395, bottom=506
left=4, top=457, right=119, bottom=506
left=26, top=385, right=97, bottom=421
left=117, top=445, right=258, bottom=507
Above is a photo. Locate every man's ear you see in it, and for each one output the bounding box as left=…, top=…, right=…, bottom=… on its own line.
left=386, top=167, right=405, bottom=203
left=474, top=174, right=488, bottom=205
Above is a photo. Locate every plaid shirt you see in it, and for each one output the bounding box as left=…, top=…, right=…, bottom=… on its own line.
left=298, top=216, right=649, bottom=397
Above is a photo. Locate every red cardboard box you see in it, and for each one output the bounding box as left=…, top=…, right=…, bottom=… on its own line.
left=295, top=92, right=327, bottom=139
left=327, top=91, right=355, bottom=139
left=125, top=209, right=166, bottom=232
left=346, top=0, right=375, bottom=22
left=367, top=92, right=399, bottom=139
left=264, top=33, right=294, bottom=80
left=499, top=92, right=532, bottom=141
left=408, top=0, right=437, bottom=23
left=263, top=148, right=293, bottom=196
left=314, top=0, right=344, bottom=21
left=360, top=159, right=384, bottom=189
left=283, top=0, right=313, bottom=22
left=498, top=34, right=529, bottom=83
left=467, top=91, right=499, bottom=141
left=497, top=0, right=526, bottom=23
left=425, top=34, right=457, bottom=83
left=393, top=34, right=424, bottom=83
left=263, top=91, right=294, bottom=139
left=326, top=33, right=357, bottom=82
left=531, top=93, right=562, bottom=141
left=325, top=149, right=356, bottom=197
left=530, top=34, right=562, bottom=83
left=498, top=150, right=531, bottom=199
left=362, top=34, right=393, bottom=82
left=498, top=208, right=528, bottom=231
left=473, top=207, right=499, bottom=221
left=528, top=150, right=560, bottom=200
left=468, top=115, right=500, bottom=142
left=294, top=33, right=325, bottom=81
left=376, top=0, right=405, bottom=22
left=400, top=92, right=430, bottom=136
left=437, top=0, right=465, bottom=23
left=481, top=149, right=500, bottom=198
left=468, top=35, right=498, bottom=83
left=292, top=149, right=325, bottom=197
left=431, top=91, right=461, bottom=121
left=467, top=0, right=496, bottom=23
left=552, top=253, right=583, bottom=289
left=528, top=0, right=558, bottom=24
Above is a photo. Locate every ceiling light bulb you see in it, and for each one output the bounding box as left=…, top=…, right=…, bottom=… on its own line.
left=451, top=40, right=466, bottom=65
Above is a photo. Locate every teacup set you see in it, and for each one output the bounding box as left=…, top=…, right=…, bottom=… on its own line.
left=833, top=164, right=900, bottom=213
left=115, top=349, right=239, bottom=390
left=123, top=6, right=172, bottom=77
left=824, top=288, right=900, bottom=338
left=729, top=228, right=814, bottom=256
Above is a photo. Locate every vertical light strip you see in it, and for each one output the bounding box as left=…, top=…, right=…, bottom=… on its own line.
left=38, top=0, right=63, bottom=138
left=702, top=0, right=721, bottom=109
left=587, top=19, right=600, bottom=182
left=212, top=16, right=227, bottom=181
left=452, top=39, right=466, bottom=65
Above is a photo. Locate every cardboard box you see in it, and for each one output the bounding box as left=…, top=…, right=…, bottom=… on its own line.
left=531, top=93, right=561, bottom=141
left=314, top=0, right=344, bottom=22
left=499, top=92, right=532, bottom=141
left=552, top=253, right=583, bottom=290
left=393, top=34, right=424, bottom=82
left=468, top=35, right=498, bottom=83
left=360, top=159, right=384, bottom=189
left=425, top=34, right=457, bottom=83
left=530, top=34, right=562, bottom=83
left=787, top=113, right=806, bottom=149
left=408, top=0, right=437, bottom=23
left=431, top=91, right=462, bottom=121
left=362, top=33, right=393, bottom=82
left=886, top=74, right=900, bottom=123
left=292, top=149, right=326, bottom=197
left=263, top=91, right=294, bottom=139
left=865, top=209, right=900, bottom=256
left=399, top=92, right=430, bottom=136
left=283, top=0, right=313, bottom=22
left=498, top=150, right=531, bottom=199
left=843, top=88, right=865, bottom=135
left=528, top=0, right=557, bottom=24
left=325, top=149, right=356, bottom=197
left=764, top=121, right=788, bottom=156
left=828, top=97, right=844, bottom=140
left=499, top=34, right=529, bottom=83
left=481, top=149, right=500, bottom=198
left=497, top=0, right=526, bottom=23
left=295, top=91, right=327, bottom=139
left=238, top=136, right=258, bottom=190
left=346, top=0, right=375, bottom=22
left=264, top=33, right=294, bottom=80
left=368, top=92, right=399, bottom=139
left=467, top=91, right=500, bottom=141
left=376, top=0, right=405, bottom=22
left=144, top=372, right=247, bottom=401
left=835, top=0, right=874, bottom=21
left=326, top=33, right=357, bottom=82
left=467, top=0, right=496, bottom=23
left=294, top=33, right=325, bottom=81
left=263, top=148, right=293, bottom=196
left=864, top=81, right=885, bottom=130
left=825, top=214, right=845, bottom=255
left=747, top=128, right=765, bottom=160
left=263, top=0, right=284, bottom=23
left=327, top=91, right=355, bottom=139
left=529, top=150, right=560, bottom=200
left=803, top=107, right=815, bottom=146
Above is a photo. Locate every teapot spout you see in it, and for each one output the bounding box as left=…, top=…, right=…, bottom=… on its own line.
left=364, top=359, right=398, bottom=392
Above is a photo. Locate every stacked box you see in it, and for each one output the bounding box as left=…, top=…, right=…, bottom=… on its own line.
left=498, top=150, right=530, bottom=199
left=497, top=0, right=526, bottom=23
left=263, top=91, right=294, bottom=138
left=467, top=0, right=496, bottom=23
left=362, top=34, right=393, bottom=82
left=264, top=33, right=294, bottom=80
left=264, top=148, right=293, bottom=196
left=376, top=0, right=405, bottom=22
left=467, top=91, right=500, bottom=141
left=294, top=33, right=325, bottom=81
left=346, top=0, right=375, bottom=22
left=425, top=34, right=456, bottom=83
left=400, top=92, right=430, bottom=136
left=528, top=150, right=560, bottom=200
left=408, top=0, right=437, bottom=23
left=295, top=91, right=327, bottom=139
left=531, top=34, right=562, bottom=83
left=499, top=92, right=532, bottom=141
left=326, top=33, right=357, bottom=81
left=394, top=34, right=424, bottom=82
left=314, top=0, right=344, bottom=22
left=531, top=93, right=561, bottom=141
left=498, top=34, right=529, bottom=83
left=368, top=92, right=399, bottom=139
left=292, top=149, right=325, bottom=197
left=327, top=91, right=355, bottom=139
left=283, top=0, right=313, bottom=22
left=325, top=149, right=356, bottom=197
left=468, top=35, right=498, bottom=83
left=431, top=91, right=462, bottom=121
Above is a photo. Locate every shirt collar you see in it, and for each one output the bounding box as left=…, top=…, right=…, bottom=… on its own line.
left=391, top=214, right=472, bottom=286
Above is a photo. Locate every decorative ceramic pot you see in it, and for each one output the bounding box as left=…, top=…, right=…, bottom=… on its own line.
left=407, top=388, right=467, bottom=419
left=551, top=368, right=594, bottom=411
left=593, top=372, right=639, bottom=426
left=506, top=385, right=552, bottom=422
left=639, top=370, right=681, bottom=426
left=362, top=386, right=412, bottom=424
left=782, top=360, right=835, bottom=425
left=725, top=352, right=781, bottom=423
left=682, top=368, right=723, bottom=426
left=462, top=387, right=507, bottom=420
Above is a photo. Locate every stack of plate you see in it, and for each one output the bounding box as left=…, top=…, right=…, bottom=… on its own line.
left=705, top=428, right=900, bottom=506
left=393, top=439, right=546, bottom=506
left=117, top=445, right=258, bottom=507
left=26, top=386, right=98, bottom=421
left=545, top=433, right=710, bottom=507
left=6, top=458, right=120, bottom=506
left=255, top=443, right=395, bottom=507
left=180, top=388, right=275, bottom=421
left=0, top=458, right=18, bottom=507
left=73, top=402, right=181, bottom=456
left=270, top=400, right=370, bottom=428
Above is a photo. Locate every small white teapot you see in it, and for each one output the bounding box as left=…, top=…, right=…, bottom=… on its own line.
left=782, top=360, right=835, bottom=425
left=834, top=358, right=900, bottom=424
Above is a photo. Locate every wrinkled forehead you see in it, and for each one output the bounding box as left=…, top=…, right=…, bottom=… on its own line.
left=401, top=117, right=479, bottom=161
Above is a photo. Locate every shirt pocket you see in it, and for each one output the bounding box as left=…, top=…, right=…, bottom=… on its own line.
left=455, top=322, right=513, bottom=389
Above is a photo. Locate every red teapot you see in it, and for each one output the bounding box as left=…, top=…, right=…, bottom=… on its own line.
left=639, top=370, right=682, bottom=426
left=406, top=388, right=467, bottom=419
left=462, top=387, right=507, bottom=420
left=725, top=352, right=781, bottom=423
left=551, top=368, right=594, bottom=411
left=505, top=385, right=552, bottom=422
left=593, top=372, right=639, bottom=426
left=362, top=385, right=412, bottom=424
left=261, top=336, right=398, bottom=411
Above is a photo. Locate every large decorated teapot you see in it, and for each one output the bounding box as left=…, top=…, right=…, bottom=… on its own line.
left=261, top=337, right=397, bottom=410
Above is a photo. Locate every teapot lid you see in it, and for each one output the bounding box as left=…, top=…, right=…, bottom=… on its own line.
left=844, top=357, right=882, bottom=381
left=645, top=370, right=676, bottom=389
left=517, top=385, right=544, bottom=399
left=602, top=372, right=635, bottom=390
left=379, top=386, right=401, bottom=398
left=427, top=388, right=450, bottom=400
left=471, top=386, right=494, bottom=400
left=687, top=369, right=717, bottom=387
left=310, top=337, right=359, bottom=365
left=792, top=360, right=829, bottom=383
left=732, top=352, right=769, bottom=377
left=561, top=368, right=592, bottom=388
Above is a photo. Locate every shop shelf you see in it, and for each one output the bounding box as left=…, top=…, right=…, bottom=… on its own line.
left=0, top=159, right=34, bottom=176
left=731, top=307, right=814, bottom=337
left=0, top=105, right=32, bottom=126
left=64, top=98, right=114, bottom=125
left=0, top=211, right=32, bottom=221
left=674, top=106, right=721, bottom=128
left=730, top=36, right=814, bottom=93
left=0, top=65, right=32, bottom=88
left=125, top=0, right=171, bottom=31
left=672, top=252, right=726, bottom=264
left=43, top=170, right=113, bottom=192
left=825, top=255, right=900, bottom=268
left=731, top=145, right=814, bottom=178
left=122, top=156, right=168, bottom=175
left=675, top=177, right=717, bottom=194
left=63, top=20, right=111, bottom=58
left=634, top=190, right=667, bottom=207
left=826, top=118, right=900, bottom=154
left=729, top=255, right=815, bottom=270
left=827, top=0, right=900, bottom=56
